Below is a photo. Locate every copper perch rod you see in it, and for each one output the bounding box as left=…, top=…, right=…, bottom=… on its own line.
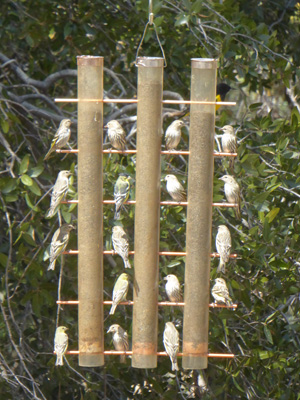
left=56, top=300, right=238, bottom=309
left=56, top=149, right=237, bottom=157
left=54, top=98, right=236, bottom=106
left=63, top=250, right=238, bottom=259
left=62, top=350, right=235, bottom=358
left=61, top=200, right=239, bottom=208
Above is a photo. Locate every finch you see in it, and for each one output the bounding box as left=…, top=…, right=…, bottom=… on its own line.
left=105, top=120, right=127, bottom=151
left=165, top=174, right=187, bottom=202
left=54, top=326, right=68, bottom=366
left=46, top=170, right=71, bottom=219
left=216, top=83, right=231, bottom=111
left=163, top=322, right=179, bottom=371
left=219, top=175, right=240, bottom=219
left=164, top=274, right=183, bottom=303
left=215, top=225, right=231, bottom=274
left=48, top=224, right=75, bottom=271
left=112, top=225, right=131, bottom=269
left=107, top=324, right=129, bottom=363
left=114, top=174, right=131, bottom=220
left=220, top=125, right=237, bottom=168
left=109, top=273, right=129, bottom=315
left=44, top=119, right=72, bottom=160
left=211, top=278, right=233, bottom=306
left=165, top=120, right=185, bottom=150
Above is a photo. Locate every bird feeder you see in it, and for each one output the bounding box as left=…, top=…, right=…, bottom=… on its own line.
left=54, top=56, right=237, bottom=370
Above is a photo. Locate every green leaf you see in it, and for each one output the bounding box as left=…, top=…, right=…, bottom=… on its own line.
left=0, top=253, right=8, bottom=268
left=266, top=208, right=280, bottom=223
left=263, top=325, right=273, bottom=344
left=175, top=13, right=190, bottom=26
left=1, top=119, right=9, bottom=133
left=19, top=154, right=30, bottom=175
left=28, top=180, right=41, bottom=196
left=20, top=174, right=33, bottom=186
left=1, top=178, right=17, bottom=194
left=28, top=164, right=44, bottom=178
left=25, top=193, right=39, bottom=211
left=258, top=350, right=273, bottom=360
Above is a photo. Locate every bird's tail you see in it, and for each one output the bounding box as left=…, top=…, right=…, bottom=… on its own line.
left=124, top=259, right=131, bottom=269
left=55, top=355, right=63, bottom=366
left=172, top=359, right=179, bottom=371
left=217, top=259, right=226, bottom=274
left=109, top=304, right=116, bottom=315
left=120, top=354, right=126, bottom=363
left=235, top=204, right=241, bottom=219
left=114, top=209, right=121, bottom=220
left=46, top=207, right=55, bottom=219
left=44, top=147, right=54, bottom=161
left=48, top=260, right=56, bottom=271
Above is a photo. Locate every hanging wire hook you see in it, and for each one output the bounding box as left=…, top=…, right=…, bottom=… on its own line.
left=135, top=0, right=167, bottom=67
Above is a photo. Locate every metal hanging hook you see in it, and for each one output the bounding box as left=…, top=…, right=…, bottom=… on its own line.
left=135, top=0, right=167, bottom=67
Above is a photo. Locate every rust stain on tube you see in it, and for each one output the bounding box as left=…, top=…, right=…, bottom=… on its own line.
left=183, top=58, right=217, bottom=370
left=132, top=57, right=164, bottom=369
left=77, top=56, right=104, bottom=367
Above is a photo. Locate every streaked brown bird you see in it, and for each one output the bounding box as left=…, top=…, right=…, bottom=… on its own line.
left=165, top=120, right=185, bottom=150
left=46, top=170, right=71, bottom=219
left=165, top=174, right=187, bottom=202
left=219, top=175, right=240, bottom=219
left=220, top=125, right=237, bottom=168
left=112, top=225, right=131, bottom=269
left=44, top=119, right=72, bottom=160
left=163, top=322, right=180, bottom=371
left=211, top=278, right=233, bottom=306
left=48, top=224, right=75, bottom=271
left=164, top=274, right=183, bottom=303
left=215, top=225, right=231, bottom=274
left=105, top=120, right=127, bottom=151
left=107, top=324, right=129, bottom=363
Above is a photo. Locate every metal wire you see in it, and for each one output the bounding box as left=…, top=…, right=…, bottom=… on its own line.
left=56, top=300, right=238, bottom=309
left=63, top=250, right=238, bottom=258
left=56, top=149, right=238, bottom=157
left=59, top=350, right=235, bottom=358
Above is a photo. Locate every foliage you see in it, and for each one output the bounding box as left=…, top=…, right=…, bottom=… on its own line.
left=1, top=0, right=300, bottom=399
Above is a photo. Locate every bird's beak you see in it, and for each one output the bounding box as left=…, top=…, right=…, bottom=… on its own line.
left=219, top=177, right=224, bottom=181
left=107, top=327, right=112, bottom=333
left=163, top=277, right=167, bottom=281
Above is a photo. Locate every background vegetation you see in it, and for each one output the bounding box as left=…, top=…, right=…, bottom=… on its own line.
left=1, top=0, right=300, bottom=398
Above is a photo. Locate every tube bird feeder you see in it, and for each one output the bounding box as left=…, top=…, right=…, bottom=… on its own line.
left=132, top=57, right=164, bottom=369
left=182, top=58, right=217, bottom=370
left=77, top=56, right=104, bottom=366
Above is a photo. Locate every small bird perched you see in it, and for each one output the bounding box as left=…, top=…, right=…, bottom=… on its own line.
left=114, top=174, right=131, bottom=220
left=112, top=225, right=131, bottom=269
left=46, top=170, right=71, bottom=219
left=219, top=175, right=240, bottom=219
left=211, top=278, right=233, bottom=306
left=165, top=120, right=185, bottom=150
left=216, top=225, right=232, bottom=274
left=165, top=174, right=187, bottom=202
left=109, top=273, right=129, bottom=315
left=54, top=326, right=68, bottom=366
left=220, top=125, right=237, bottom=168
left=107, top=324, right=129, bottom=363
left=44, top=119, right=72, bottom=160
left=48, top=224, right=75, bottom=271
left=105, top=120, right=127, bottom=151
left=216, top=83, right=232, bottom=111
left=163, top=322, right=180, bottom=371
left=164, top=274, right=183, bottom=303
